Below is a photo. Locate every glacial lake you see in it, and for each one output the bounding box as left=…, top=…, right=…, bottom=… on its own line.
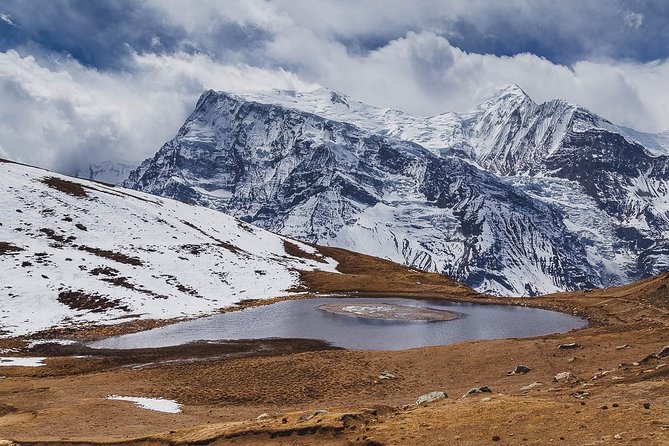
left=90, top=297, right=587, bottom=351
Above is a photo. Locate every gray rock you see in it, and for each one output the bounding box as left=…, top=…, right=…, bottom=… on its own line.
left=639, top=352, right=660, bottom=364
left=378, top=370, right=396, bottom=380
left=554, top=371, right=574, bottom=382
left=658, top=345, right=669, bottom=358
left=573, top=390, right=589, bottom=399
left=509, top=364, right=531, bottom=374
left=463, top=386, right=492, bottom=397
left=558, top=342, right=581, bottom=349
left=416, top=391, right=448, bottom=405
left=299, top=409, right=328, bottom=422
left=591, top=370, right=612, bottom=380
left=520, top=381, right=542, bottom=391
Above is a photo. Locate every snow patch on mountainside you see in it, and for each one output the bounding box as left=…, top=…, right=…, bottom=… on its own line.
left=616, top=127, right=669, bottom=157
left=505, top=176, right=635, bottom=284
left=0, top=159, right=336, bottom=336
left=106, top=395, right=182, bottom=413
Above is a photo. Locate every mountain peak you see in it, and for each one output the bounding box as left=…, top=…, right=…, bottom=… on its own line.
left=477, top=84, right=534, bottom=113
left=500, top=83, right=527, bottom=95
left=481, top=84, right=530, bottom=104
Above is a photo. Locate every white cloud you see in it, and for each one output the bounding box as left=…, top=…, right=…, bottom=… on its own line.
left=623, top=11, right=644, bottom=29
left=259, top=29, right=668, bottom=133
left=0, top=50, right=314, bottom=173
left=141, top=2, right=669, bottom=132
left=2, top=1, right=669, bottom=174
left=0, top=13, right=15, bottom=26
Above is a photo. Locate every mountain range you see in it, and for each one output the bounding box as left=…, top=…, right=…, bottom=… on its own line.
left=123, top=85, right=669, bottom=296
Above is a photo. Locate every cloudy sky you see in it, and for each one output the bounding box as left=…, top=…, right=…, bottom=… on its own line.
left=1, top=0, right=668, bottom=174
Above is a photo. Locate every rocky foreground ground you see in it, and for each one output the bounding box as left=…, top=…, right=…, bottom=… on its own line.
left=0, top=251, right=667, bottom=445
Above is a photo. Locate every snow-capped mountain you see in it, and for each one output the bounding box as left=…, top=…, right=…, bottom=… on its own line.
left=75, top=160, right=137, bottom=185
left=126, top=89, right=616, bottom=296
left=124, top=85, right=669, bottom=296
left=0, top=158, right=337, bottom=336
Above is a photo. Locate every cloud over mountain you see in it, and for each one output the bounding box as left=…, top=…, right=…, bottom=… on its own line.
left=1, top=0, right=668, bottom=173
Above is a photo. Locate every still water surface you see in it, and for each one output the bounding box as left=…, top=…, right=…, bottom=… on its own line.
left=91, top=297, right=587, bottom=351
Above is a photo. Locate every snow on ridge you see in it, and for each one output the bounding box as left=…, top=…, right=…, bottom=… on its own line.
left=615, top=126, right=669, bottom=156
left=0, top=160, right=337, bottom=337
left=229, top=85, right=666, bottom=165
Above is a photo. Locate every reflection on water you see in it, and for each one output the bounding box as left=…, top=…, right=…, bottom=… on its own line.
left=90, top=297, right=588, bottom=351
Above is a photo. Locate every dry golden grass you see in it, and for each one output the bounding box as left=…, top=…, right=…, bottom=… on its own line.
left=299, top=245, right=474, bottom=298
left=0, top=245, right=668, bottom=445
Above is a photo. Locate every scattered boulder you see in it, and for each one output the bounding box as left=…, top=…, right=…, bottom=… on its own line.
left=416, top=391, right=447, bottom=405
left=638, top=346, right=669, bottom=364
left=573, top=390, right=589, bottom=399
left=591, top=370, right=612, bottom=380
left=615, top=344, right=629, bottom=350
left=520, top=381, right=543, bottom=391
left=558, top=342, right=581, bottom=349
left=378, top=371, right=396, bottom=380
left=463, top=386, right=492, bottom=398
left=508, top=364, right=531, bottom=375
left=554, top=371, right=574, bottom=382
left=299, top=409, right=328, bottom=422
left=256, top=413, right=270, bottom=421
